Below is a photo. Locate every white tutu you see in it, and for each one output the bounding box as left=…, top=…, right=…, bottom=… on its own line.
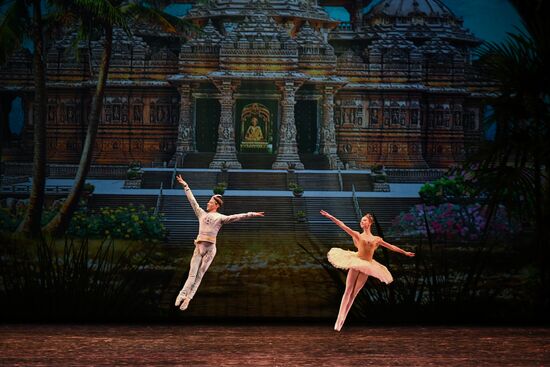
left=327, top=248, right=393, bottom=284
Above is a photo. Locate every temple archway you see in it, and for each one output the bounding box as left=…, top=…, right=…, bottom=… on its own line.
left=195, top=98, right=220, bottom=152
left=295, top=99, right=318, bottom=153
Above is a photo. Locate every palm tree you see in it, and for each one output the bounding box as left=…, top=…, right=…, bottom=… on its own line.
left=1, top=0, right=48, bottom=236
left=473, top=0, right=550, bottom=305
left=42, top=0, right=190, bottom=235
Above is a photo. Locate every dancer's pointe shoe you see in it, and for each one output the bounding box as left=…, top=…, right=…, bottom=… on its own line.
left=179, top=297, right=191, bottom=311
left=175, top=291, right=187, bottom=307
left=334, top=322, right=342, bottom=332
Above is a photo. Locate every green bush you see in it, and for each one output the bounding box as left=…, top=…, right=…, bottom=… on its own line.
left=371, top=164, right=383, bottom=173
left=292, top=185, right=304, bottom=195
left=213, top=182, right=227, bottom=195
left=295, top=210, right=306, bottom=221
left=126, top=161, right=143, bottom=180
left=419, top=175, right=474, bottom=205
left=68, top=206, right=166, bottom=241
left=0, top=204, right=166, bottom=242
left=83, top=182, right=95, bottom=194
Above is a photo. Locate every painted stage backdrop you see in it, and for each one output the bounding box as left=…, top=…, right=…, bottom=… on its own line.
left=0, top=0, right=546, bottom=325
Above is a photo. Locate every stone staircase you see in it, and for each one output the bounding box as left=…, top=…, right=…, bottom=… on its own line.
left=160, top=195, right=209, bottom=245
left=299, top=153, right=330, bottom=170
left=140, top=170, right=376, bottom=193
left=87, top=193, right=420, bottom=246
left=181, top=153, right=215, bottom=168
left=302, top=197, right=358, bottom=244
left=341, top=173, right=373, bottom=191
left=160, top=195, right=295, bottom=245
left=141, top=170, right=219, bottom=190
left=89, top=194, right=158, bottom=211
left=217, top=196, right=295, bottom=242
left=227, top=171, right=287, bottom=190
left=176, top=152, right=331, bottom=170
left=294, top=172, right=340, bottom=191
left=237, top=153, right=276, bottom=169
left=141, top=171, right=173, bottom=189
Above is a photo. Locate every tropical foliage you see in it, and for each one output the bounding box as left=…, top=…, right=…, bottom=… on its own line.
left=1, top=204, right=167, bottom=241
left=1, top=0, right=48, bottom=235
left=473, top=0, right=550, bottom=304
left=419, top=175, right=476, bottom=205
left=0, top=234, right=162, bottom=321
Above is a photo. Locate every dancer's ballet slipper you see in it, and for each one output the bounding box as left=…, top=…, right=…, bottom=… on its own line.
left=179, top=297, right=191, bottom=311
left=175, top=290, right=187, bottom=307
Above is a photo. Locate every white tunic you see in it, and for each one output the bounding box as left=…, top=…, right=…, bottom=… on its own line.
left=184, top=187, right=256, bottom=245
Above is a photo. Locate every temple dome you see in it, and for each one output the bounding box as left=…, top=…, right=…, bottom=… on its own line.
left=365, top=0, right=459, bottom=22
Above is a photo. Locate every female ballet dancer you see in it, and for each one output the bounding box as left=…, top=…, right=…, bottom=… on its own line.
left=174, top=174, right=264, bottom=311
left=320, top=210, right=415, bottom=331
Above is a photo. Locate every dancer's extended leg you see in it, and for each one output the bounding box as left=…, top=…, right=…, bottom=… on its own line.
left=179, top=243, right=216, bottom=311
left=175, top=246, right=202, bottom=307
left=187, top=246, right=216, bottom=300
left=339, top=272, right=369, bottom=330
left=335, top=269, right=360, bottom=331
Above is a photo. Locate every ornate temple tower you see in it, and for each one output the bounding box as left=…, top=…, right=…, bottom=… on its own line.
left=331, top=0, right=483, bottom=168
left=0, top=0, right=487, bottom=169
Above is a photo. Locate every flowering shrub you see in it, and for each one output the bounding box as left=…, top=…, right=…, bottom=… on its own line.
left=68, top=206, right=167, bottom=241
left=388, top=203, right=520, bottom=241
left=0, top=203, right=166, bottom=241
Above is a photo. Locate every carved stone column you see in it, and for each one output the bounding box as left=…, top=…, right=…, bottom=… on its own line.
left=210, top=80, right=241, bottom=169
left=272, top=81, right=304, bottom=170
left=319, top=86, right=343, bottom=169
left=170, top=83, right=194, bottom=167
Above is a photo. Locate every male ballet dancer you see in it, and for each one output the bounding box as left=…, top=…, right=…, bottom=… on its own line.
left=174, top=174, right=265, bottom=311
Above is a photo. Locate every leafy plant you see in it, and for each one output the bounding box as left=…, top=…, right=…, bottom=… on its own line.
left=126, top=162, right=144, bottom=180
left=213, top=182, right=227, bottom=195
left=1, top=205, right=167, bottom=242
left=419, top=175, right=475, bottom=205
left=295, top=210, right=307, bottom=221
left=83, top=182, right=95, bottom=194
left=371, top=164, right=384, bottom=173
left=288, top=182, right=303, bottom=195
left=68, top=206, right=167, bottom=241
left=292, top=185, right=304, bottom=196
left=0, top=234, right=160, bottom=321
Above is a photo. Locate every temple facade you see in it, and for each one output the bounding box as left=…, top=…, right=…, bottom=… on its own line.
left=0, top=0, right=489, bottom=169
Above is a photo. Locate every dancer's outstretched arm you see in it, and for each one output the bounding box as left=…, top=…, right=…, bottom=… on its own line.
left=222, top=211, right=264, bottom=224
left=320, top=210, right=359, bottom=239
left=378, top=238, right=415, bottom=257
left=176, top=174, right=205, bottom=218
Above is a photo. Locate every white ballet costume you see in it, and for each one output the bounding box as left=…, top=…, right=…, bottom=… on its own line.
left=175, top=187, right=257, bottom=311
left=327, top=248, right=393, bottom=284
left=328, top=247, right=393, bottom=331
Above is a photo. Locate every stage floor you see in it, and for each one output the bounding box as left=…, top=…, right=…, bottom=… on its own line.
left=1, top=325, right=549, bottom=366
